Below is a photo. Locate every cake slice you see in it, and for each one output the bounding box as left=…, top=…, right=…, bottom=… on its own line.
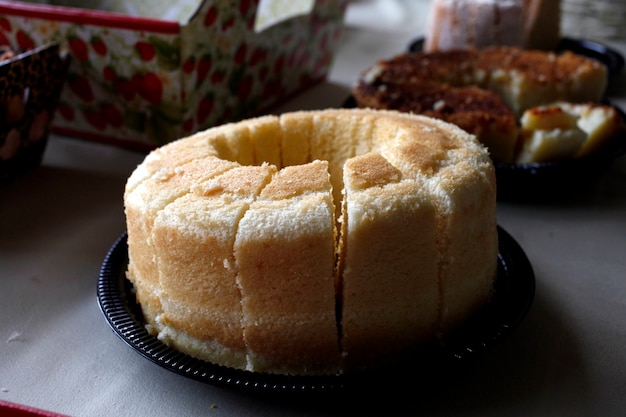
left=516, top=101, right=625, bottom=162
left=234, top=160, right=339, bottom=375
left=279, top=111, right=313, bottom=167
left=517, top=129, right=586, bottom=163
left=379, top=115, right=498, bottom=334
left=149, top=164, right=277, bottom=370
left=247, top=115, right=282, bottom=167
left=427, top=157, right=498, bottom=333
left=562, top=102, right=625, bottom=157
left=125, top=154, right=240, bottom=329
left=478, top=48, right=608, bottom=116
left=207, top=121, right=255, bottom=166
left=310, top=109, right=380, bottom=218
left=516, top=103, right=586, bottom=162
left=339, top=151, right=440, bottom=372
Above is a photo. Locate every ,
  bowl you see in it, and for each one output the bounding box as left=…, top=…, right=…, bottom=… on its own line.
left=0, top=43, right=70, bottom=183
